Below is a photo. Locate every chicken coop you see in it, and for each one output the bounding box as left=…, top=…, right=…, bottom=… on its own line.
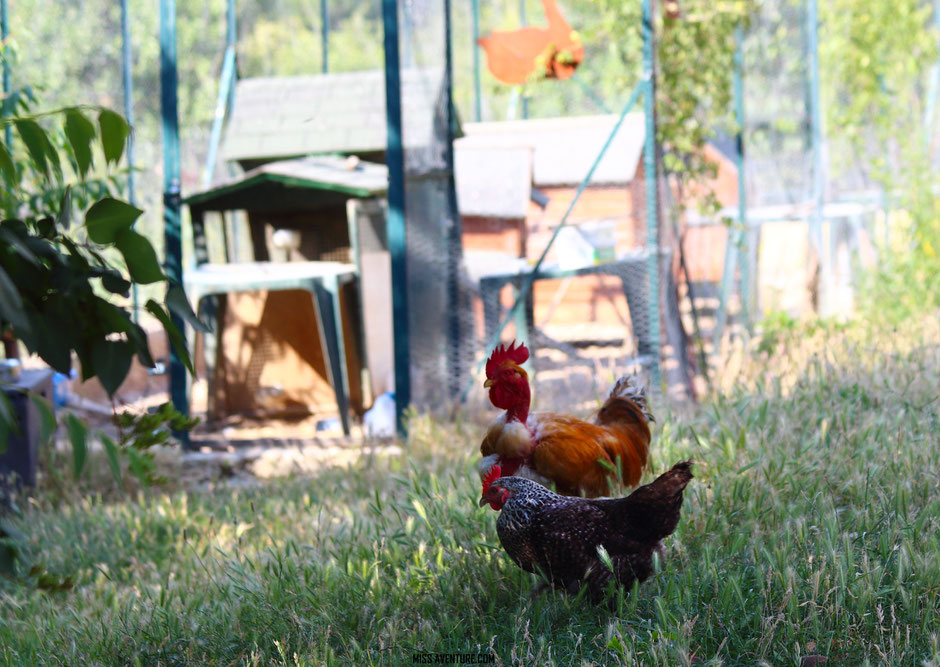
left=185, top=156, right=390, bottom=429
left=184, top=7, right=472, bottom=427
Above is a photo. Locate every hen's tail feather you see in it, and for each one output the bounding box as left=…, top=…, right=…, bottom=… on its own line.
left=647, top=460, right=693, bottom=497
left=628, top=460, right=694, bottom=506
left=608, top=460, right=693, bottom=541
left=607, top=376, right=654, bottom=423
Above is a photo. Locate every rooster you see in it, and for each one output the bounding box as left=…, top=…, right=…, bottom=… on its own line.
left=479, top=341, right=653, bottom=498
left=477, top=0, right=584, bottom=85
left=479, top=461, right=693, bottom=601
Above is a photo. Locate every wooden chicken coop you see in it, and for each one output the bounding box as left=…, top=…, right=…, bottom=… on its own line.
left=185, top=157, right=391, bottom=429
left=456, top=115, right=741, bottom=341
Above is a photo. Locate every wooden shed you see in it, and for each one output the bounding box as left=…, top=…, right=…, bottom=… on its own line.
left=455, top=115, right=740, bottom=338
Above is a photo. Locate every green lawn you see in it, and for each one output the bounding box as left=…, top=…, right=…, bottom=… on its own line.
left=1, top=320, right=939, bottom=665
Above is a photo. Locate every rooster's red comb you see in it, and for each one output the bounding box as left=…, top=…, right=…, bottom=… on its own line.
left=482, top=464, right=503, bottom=494
left=485, top=341, right=529, bottom=377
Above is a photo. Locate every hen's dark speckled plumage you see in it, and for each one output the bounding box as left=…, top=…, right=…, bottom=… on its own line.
left=484, top=461, right=693, bottom=600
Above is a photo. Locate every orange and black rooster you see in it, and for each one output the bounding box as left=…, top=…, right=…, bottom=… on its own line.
left=479, top=461, right=694, bottom=601
left=479, top=341, right=653, bottom=498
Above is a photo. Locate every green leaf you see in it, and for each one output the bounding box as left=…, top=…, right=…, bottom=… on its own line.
left=98, top=110, right=129, bottom=166
left=96, top=302, right=154, bottom=368
left=125, top=447, right=157, bottom=486
left=166, top=284, right=210, bottom=332
left=0, top=226, right=40, bottom=267
left=146, top=300, right=195, bottom=375
left=0, top=517, right=26, bottom=575
left=0, top=141, right=15, bottom=184
left=0, top=391, right=15, bottom=455
left=25, top=308, right=72, bottom=374
left=84, top=198, right=143, bottom=244
left=0, top=264, right=32, bottom=339
left=0, top=89, right=20, bottom=117
left=39, top=127, right=62, bottom=181
left=65, top=413, right=87, bottom=479
left=14, top=119, right=50, bottom=177
left=36, top=217, right=55, bottom=238
left=29, top=393, right=56, bottom=448
left=115, top=229, right=165, bottom=284
left=64, top=108, right=96, bottom=178
left=56, top=185, right=72, bottom=229
left=99, top=433, right=122, bottom=484
left=91, top=339, right=133, bottom=397
left=100, top=271, right=131, bottom=297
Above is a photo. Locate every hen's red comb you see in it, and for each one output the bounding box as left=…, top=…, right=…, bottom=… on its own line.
left=482, top=464, right=503, bottom=494
left=485, top=341, right=529, bottom=377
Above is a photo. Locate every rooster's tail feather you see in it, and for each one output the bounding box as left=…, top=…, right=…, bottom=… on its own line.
left=607, top=376, right=654, bottom=424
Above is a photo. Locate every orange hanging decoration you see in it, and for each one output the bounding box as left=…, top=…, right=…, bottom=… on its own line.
left=477, top=0, right=585, bottom=85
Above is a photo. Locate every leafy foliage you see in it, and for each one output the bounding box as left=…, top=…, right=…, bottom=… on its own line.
left=112, top=402, right=199, bottom=487
left=819, top=0, right=940, bottom=322
left=0, top=105, right=205, bottom=507
left=0, top=106, right=206, bottom=390
left=591, top=0, right=755, bottom=215
left=0, top=92, right=116, bottom=222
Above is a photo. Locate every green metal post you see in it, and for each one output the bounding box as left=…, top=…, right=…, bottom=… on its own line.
left=472, top=0, right=482, bottom=121
left=382, top=0, right=410, bottom=437
left=1, top=0, right=11, bottom=148
left=227, top=0, right=237, bottom=103
left=641, top=0, right=662, bottom=387
left=732, top=26, right=750, bottom=326
left=120, top=0, right=136, bottom=208
left=444, top=0, right=465, bottom=400
left=321, top=0, right=329, bottom=73
left=160, top=0, right=188, bottom=439
left=715, top=25, right=748, bottom=342
left=120, top=0, right=139, bottom=323
left=202, top=3, right=237, bottom=188
left=519, top=0, right=528, bottom=119
left=806, top=0, right=827, bottom=315
left=926, top=0, right=940, bottom=154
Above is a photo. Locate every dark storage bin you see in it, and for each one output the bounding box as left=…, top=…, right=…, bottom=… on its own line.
left=1, top=369, right=54, bottom=489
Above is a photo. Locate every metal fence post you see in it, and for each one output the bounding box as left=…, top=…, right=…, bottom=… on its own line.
left=807, top=0, right=828, bottom=315
left=472, top=0, right=482, bottom=121
left=120, top=0, right=140, bottom=323
left=1, top=0, right=11, bottom=148
left=160, top=0, right=188, bottom=445
left=641, top=0, right=662, bottom=388
left=382, top=0, right=410, bottom=437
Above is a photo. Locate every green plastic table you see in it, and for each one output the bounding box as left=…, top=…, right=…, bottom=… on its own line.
left=184, top=261, right=357, bottom=435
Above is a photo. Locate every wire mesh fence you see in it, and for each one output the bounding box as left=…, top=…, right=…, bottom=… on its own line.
left=5, top=0, right=919, bottom=425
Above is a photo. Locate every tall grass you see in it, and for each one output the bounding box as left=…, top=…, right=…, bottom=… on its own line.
left=0, top=319, right=938, bottom=665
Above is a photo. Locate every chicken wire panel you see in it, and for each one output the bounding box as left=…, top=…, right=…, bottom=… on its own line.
left=398, top=0, right=475, bottom=410
left=739, top=0, right=813, bottom=208
left=670, top=0, right=884, bottom=328
left=394, top=1, right=676, bottom=406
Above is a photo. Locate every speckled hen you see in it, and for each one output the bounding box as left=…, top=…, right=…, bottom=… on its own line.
left=479, top=461, right=693, bottom=600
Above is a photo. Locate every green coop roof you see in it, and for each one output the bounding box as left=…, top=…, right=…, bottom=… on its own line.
left=186, top=155, right=388, bottom=210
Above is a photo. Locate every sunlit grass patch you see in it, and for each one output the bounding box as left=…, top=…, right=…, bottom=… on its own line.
left=0, top=318, right=938, bottom=665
